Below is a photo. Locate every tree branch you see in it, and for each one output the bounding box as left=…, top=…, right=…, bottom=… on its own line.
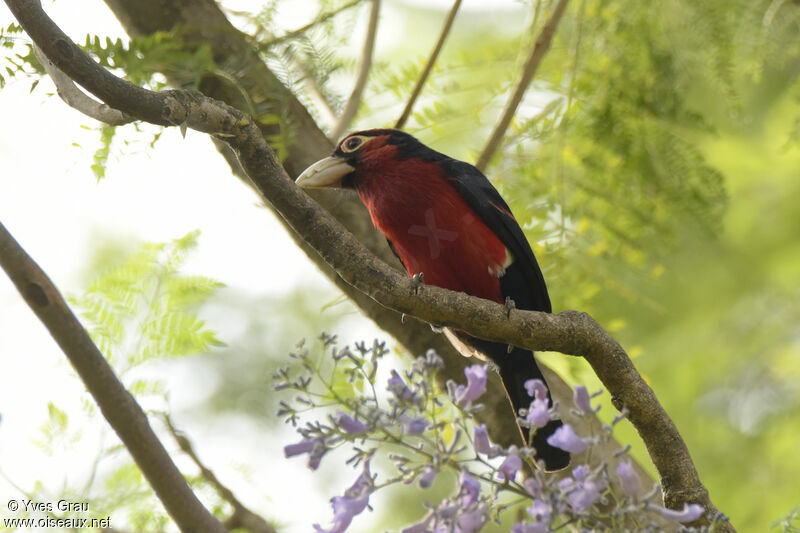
left=0, top=221, right=226, bottom=533
left=330, top=0, right=381, bottom=141
left=258, top=0, right=366, bottom=49
left=4, top=1, right=732, bottom=529
left=32, top=43, right=134, bottom=125
left=475, top=0, right=570, bottom=171
left=162, top=415, right=276, bottom=533
left=394, top=0, right=462, bottom=129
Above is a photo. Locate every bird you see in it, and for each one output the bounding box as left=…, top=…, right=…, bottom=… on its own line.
left=296, top=129, right=570, bottom=471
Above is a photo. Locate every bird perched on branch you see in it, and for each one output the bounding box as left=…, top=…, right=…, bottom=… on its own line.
left=296, top=129, right=569, bottom=471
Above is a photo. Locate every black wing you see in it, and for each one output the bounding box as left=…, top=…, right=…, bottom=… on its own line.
left=438, top=158, right=551, bottom=313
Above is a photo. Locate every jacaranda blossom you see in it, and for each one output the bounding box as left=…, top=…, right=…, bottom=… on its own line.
left=573, top=385, right=593, bottom=414
left=524, top=378, right=547, bottom=400
left=546, top=423, right=588, bottom=453
left=284, top=436, right=328, bottom=470
left=457, top=506, right=487, bottom=533
left=498, top=446, right=522, bottom=482
left=418, top=466, right=437, bottom=489
left=526, top=397, right=551, bottom=428
left=335, top=412, right=367, bottom=434
left=616, top=460, right=641, bottom=497
left=387, top=370, right=415, bottom=402
left=527, top=499, right=552, bottom=522
left=314, top=462, right=374, bottom=533
left=473, top=424, right=493, bottom=455
left=400, top=415, right=429, bottom=435
left=459, top=471, right=481, bottom=506
left=523, top=478, right=542, bottom=497
left=566, top=478, right=606, bottom=513
left=454, top=364, right=488, bottom=406
left=472, top=423, right=502, bottom=457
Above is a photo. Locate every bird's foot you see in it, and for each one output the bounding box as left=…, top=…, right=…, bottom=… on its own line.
left=504, top=296, right=516, bottom=318
left=411, top=272, right=425, bottom=294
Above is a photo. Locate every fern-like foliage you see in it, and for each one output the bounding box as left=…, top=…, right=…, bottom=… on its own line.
left=81, top=32, right=216, bottom=90
left=0, top=21, right=41, bottom=89
left=70, top=230, right=224, bottom=373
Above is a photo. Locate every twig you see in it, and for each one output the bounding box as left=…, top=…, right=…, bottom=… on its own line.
left=475, top=0, right=570, bottom=171
left=162, top=415, right=277, bottom=533
left=32, top=43, right=134, bottom=125
left=0, top=221, right=226, bottom=533
left=394, top=0, right=462, bottom=129
left=3, top=1, right=733, bottom=529
left=291, top=57, right=338, bottom=126
left=330, top=0, right=381, bottom=140
left=259, top=0, right=366, bottom=48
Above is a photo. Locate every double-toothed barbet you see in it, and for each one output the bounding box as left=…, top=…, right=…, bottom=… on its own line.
left=297, top=129, right=570, bottom=471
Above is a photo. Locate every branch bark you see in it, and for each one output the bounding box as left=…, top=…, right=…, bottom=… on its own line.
left=395, top=0, right=462, bottom=129
left=0, top=221, right=226, bottom=533
left=330, top=0, right=381, bottom=140
left=4, top=1, right=732, bottom=529
left=475, top=0, right=570, bottom=171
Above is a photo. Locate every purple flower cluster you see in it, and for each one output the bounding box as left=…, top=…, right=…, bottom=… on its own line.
left=557, top=465, right=607, bottom=513
left=278, top=339, right=713, bottom=533
left=402, top=472, right=488, bottom=533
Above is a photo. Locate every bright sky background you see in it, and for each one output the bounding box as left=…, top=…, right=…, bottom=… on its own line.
left=0, top=0, right=524, bottom=530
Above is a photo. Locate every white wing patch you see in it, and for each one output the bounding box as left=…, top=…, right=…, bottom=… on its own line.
left=488, top=247, right=514, bottom=278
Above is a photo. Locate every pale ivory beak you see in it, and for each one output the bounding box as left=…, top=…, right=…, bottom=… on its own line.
left=295, top=156, right=355, bottom=188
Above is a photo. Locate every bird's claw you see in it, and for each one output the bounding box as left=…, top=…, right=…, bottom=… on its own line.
left=504, top=296, right=516, bottom=318
left=411, top=272, right=425, bottom=294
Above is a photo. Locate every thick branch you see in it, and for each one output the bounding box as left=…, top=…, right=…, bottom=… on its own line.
left=4, top=1, right=731, bottom=529
left=395, top=0, right=462, bottom=129
left=330, top=0, right=381, bottom=140
left=0, top=221, right=226, bottom=533
left=475, top=0, right=570, bottom=171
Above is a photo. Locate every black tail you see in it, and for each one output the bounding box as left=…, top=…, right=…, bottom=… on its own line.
left=465, top=336, right=570, bottom=471
left=497, top=348, right=570, bottom=471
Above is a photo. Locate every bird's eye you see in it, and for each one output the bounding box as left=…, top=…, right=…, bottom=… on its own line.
left=341, top=136, right=366, bottom=153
